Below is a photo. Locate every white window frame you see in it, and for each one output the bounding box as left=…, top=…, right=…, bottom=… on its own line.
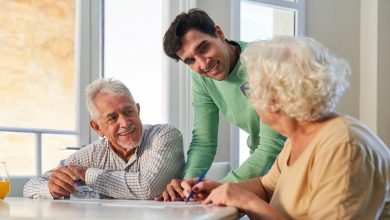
left=230, top=0, right=305, bottom=169
left=77, top=0, right=103, bottom=145
left=162, top=0, right=197, bottom=155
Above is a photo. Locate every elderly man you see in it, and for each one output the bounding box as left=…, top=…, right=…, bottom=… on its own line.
left=24, top=78, right=184, bottom=199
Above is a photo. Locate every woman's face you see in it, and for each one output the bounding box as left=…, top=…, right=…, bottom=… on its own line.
left=251, top=93, right=288, bottom=135
left=255, top=107, right=290, bottom=137
left=256, top=108, right=279, bottom=128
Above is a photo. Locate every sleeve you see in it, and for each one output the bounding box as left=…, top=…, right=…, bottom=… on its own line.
left=23, top=171, right=54, bottom=199
left=23, top=146, right=94, bottom=199
left=182, top=73, right=220, bottom=179
left=85, top=126, right=185, bottom=199
left=261, top=140, right=290, bottom=199
left=308, top=141, right=376, bottom=219
left=222, top=122, right=286, bottom=182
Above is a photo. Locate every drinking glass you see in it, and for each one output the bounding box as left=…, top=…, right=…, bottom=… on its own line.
left=0, top=162, right=10, bottom=201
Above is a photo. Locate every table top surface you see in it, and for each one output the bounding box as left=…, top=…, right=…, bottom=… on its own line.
left=0, top=197, right=238, bottom=220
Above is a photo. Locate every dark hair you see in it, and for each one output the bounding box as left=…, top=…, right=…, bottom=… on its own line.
left=163, top=8, right=217, bottom=61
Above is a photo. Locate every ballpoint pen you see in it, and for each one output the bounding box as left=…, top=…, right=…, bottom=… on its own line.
left=185, top=171, right=206, bottom=203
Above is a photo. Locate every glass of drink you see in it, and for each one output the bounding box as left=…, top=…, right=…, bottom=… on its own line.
left=0, top=162, right=10, bottom=201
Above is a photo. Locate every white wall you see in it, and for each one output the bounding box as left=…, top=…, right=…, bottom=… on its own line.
left=306, top=0, right=360, bottom=118
left=376, top=0, right=390, bottom=146
left=306, top=0, right=390, bottom=145
left=358, top=0, right=390, bottom=146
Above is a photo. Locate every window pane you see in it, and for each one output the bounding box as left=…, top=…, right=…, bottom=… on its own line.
left=104, top=1, right=163, bottom=124
left=239, top=0, right=296, bottom=165
left=0, top=0, right=76, bottom=130
left=240, top=0, right=295, bottom=41
left=0, top=133, right=35, bottom=176
left=42, top=134, right=76, bottom=173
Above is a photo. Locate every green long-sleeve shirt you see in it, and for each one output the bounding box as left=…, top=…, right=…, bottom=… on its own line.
left=183, top=41, right=286, bottom=182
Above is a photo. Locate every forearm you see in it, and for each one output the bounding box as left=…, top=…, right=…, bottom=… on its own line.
left=236, top=178, right=269, bottom=202
left=222, top=149, right=278, bottom=183
left=86, top=167, right=182, bottom=200
left=184, top=119, right=219, bottom=179
left=186, top=75, right=220, bottom=179
left=23, top=174, right=53, bottom=199
left=234, top=179, right=284, bottom=219
left=183, top=144, right=216, bottom=179
left=244, top=198, right=287, bottom=220
left=222, top=124, right=285, bottom=182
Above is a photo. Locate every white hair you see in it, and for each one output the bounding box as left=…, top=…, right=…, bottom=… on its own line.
left=241, top=36, right=351, bottom=121
left=85, top=78, right=135, bottom=120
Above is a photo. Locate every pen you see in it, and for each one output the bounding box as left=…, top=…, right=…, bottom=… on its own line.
left=185, top=171, right=206, bottom=203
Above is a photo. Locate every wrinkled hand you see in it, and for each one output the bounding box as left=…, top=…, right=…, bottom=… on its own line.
left=67, top=163, right=87, bottom=182
left=155, top=179, right=185, bottom=201
left=181, top=179, right=222, bottom=202
left=202, top=182, right=259, bottom=208
left=48, top=166, right=80, bottom=199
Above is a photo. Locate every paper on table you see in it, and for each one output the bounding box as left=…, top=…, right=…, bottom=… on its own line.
left=102, top=200, right=208, bottom=209
left=53, top=199, right=209, bottom=209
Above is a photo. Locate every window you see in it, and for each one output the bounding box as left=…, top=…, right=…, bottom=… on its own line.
left=0, top=0, right=79, bottom=176
left=103, top=0, right=163, bottom=124
left=240, top=0, right=295, bottom=40
left=232, top=0, right=305, bottom=166
left=99, top=0, right=196, bottom=150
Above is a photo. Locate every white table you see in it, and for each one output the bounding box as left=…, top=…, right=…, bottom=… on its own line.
left=0, top=197, right=238, bottom=220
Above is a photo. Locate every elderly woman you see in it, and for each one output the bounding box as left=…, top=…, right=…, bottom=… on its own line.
left=181, top=36, right=390, bottom=219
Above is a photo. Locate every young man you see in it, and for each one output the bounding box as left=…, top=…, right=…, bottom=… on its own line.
left=157, top=9, right=285, bottom=201
left=24, top=78, right=184, bottom=199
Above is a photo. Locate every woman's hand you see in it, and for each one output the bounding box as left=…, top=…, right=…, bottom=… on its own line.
left=202, top=182, right=258, bottom=208
left=181, top=179, right=222, bottom=202
left=203, top=182, right=286, bottom=220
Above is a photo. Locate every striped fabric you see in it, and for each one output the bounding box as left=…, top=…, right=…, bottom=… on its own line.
left=23, top=124, right=184, bottom=200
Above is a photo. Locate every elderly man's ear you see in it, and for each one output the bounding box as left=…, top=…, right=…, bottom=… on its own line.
left=90, top=120, right=105, bottom=137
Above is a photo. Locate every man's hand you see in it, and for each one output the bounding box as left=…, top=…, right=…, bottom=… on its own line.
left=67, top=163, right=87, bottom=182
left=48, top=166, right=80, bottom=199
left=155, top=179, right=185, bottom=202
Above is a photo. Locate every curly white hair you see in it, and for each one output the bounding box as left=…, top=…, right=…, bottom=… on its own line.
left=241, top=36, right=351, bottom=121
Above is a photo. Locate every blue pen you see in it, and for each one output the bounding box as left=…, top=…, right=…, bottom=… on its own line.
left=185, top=171, right=206, bottom=203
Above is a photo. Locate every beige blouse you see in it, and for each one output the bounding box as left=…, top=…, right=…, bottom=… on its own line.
left=261, top=115, right=390, bottom=219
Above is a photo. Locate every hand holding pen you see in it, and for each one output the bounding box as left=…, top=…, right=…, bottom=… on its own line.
left=61, top=160, right=83, bottom=186
left=185, top=171, right=206, bottom=203
left=47, top=160, right=83, bottom=198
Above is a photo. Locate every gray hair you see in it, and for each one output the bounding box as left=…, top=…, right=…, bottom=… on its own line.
left=85, top=78, right=135, bottom=120
left=242, top=36, right=351, bottom=121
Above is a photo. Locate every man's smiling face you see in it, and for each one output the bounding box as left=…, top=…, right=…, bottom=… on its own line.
left=92, top=92, right=142, bottom=151
left=176, top=28, right=232, bottom=81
